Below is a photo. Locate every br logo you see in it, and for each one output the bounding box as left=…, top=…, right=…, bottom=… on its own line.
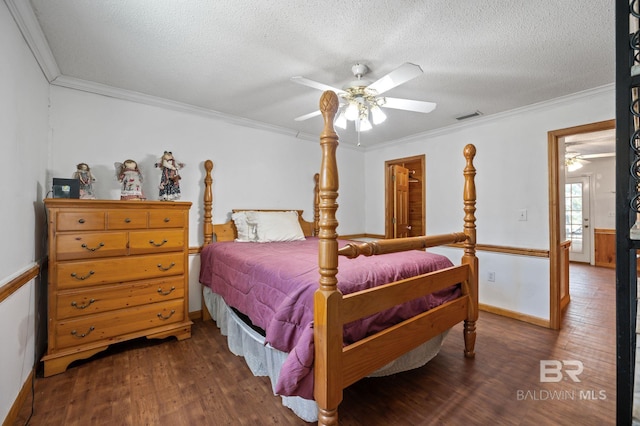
left=539, top=360, right=584, bottom=382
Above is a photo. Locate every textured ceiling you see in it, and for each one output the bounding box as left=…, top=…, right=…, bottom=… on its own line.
left=22, top=0, right=615, bottom=147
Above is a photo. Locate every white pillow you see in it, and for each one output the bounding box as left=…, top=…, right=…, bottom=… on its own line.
left=246, top=211, right=305, bottom=242
left=231, top=211, right=258, bottom=242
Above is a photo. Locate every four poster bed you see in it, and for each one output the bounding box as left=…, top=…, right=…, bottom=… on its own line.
left=198, top=90, right=478, bottom=425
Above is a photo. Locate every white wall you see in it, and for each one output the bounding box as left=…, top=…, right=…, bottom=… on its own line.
left=48, top=86, right=366, bottom=313
left=364, top=86, right=615, bottom=320
left=0, top=2, right=50, bottom=422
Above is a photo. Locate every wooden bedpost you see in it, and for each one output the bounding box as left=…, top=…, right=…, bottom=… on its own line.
left=314, top=173, right=320, bottom=236
left=314, top=91, right=342, bottom=426
left=461, top=144, right=478, bottom=358
left=202, top=160, right=214, bottom=323
left=204, top=160, right=214, bottom=245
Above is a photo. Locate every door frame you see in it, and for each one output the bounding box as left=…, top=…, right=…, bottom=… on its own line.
left=384, top=155, right=425, bottom=239
left=548, top=119, right=615, bottom=329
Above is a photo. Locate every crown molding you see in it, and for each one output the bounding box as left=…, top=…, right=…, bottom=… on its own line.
left=50, top=74, right=337, bottom=146
left=5, top=0, right=60, bottom=81
left=368, top=83, right=615, bottom=151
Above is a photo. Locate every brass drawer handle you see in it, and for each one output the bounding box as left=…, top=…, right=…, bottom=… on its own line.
left=157, top=286, right=176, bottom=296
left=71, top=270, right=95, bottom=280
left=71, top=299, right=95, bottom=309
left=78, top=218, right=86, bottom=224
left=71, top=326, right=95, bottom=338
left=149, top=239, right=168, bottom=247
left=81, top=242, right=105, bottom=252
left=157, top=262, right=175, bottom=271
left=157, top=310, right=175, bottom=320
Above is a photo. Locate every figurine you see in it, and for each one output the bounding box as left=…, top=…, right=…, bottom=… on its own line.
left=155, top=151, right=184, bottom=201
left=115, top=159, right=145, bottom=200
left=73, top=162, right=96, bottom=199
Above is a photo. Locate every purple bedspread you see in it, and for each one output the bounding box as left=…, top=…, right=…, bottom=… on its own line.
left=199, top=237, right=460, bottom=399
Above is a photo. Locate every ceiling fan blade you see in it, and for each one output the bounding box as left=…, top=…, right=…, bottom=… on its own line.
left=291, top=76, right=346, bottom=94
left=366, top=63, right=423, bottom=95
left=579, top=152, right=615, bottom=159
left=294, top=110, right=322, bottom=121
left=382, top=97, right=437, bottom=114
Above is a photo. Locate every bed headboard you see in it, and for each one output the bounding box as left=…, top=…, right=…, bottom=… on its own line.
left=202, top=160, right=319, bottom=244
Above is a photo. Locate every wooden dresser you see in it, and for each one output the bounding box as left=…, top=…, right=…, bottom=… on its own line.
left=42, top=199, right=192, bottom=376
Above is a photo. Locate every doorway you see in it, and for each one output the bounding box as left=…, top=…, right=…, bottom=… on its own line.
left=384, top=155, right=425, bottom=239
left=565, top=175, right=592, bottom=263
left=548, top=119, right=615, bottom=329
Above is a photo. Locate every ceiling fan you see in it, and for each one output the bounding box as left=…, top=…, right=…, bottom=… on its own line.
left=565, top=151, right=615, bottom=172
left=291, top=63, right=436, bottom=132
left=565, top=152, right=590, bottom=172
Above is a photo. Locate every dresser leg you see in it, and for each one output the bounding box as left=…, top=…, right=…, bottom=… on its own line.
left=42, top=346, right=108, bottom=377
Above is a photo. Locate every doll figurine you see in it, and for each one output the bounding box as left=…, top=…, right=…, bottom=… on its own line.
left=73, top=162, right=96, bottom=199
left=155, top=151, right=184, bottom=201
left=115, top=159, right=145, bottom=200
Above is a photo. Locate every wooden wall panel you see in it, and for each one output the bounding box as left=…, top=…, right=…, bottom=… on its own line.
left=595, top=228, right=615, bottom=268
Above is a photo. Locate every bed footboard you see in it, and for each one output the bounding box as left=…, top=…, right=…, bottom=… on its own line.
left=314, top=90, right=478, bottom=426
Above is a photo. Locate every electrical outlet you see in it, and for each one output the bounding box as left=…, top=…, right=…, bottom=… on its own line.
left=488, top=272, right=495, bottom=282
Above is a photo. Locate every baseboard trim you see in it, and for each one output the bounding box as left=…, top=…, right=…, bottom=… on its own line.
left=3, top=368, right=34, bottom=426
left=479, top=303, right=550, bottom=328
left=339, top=233, right=385, bottom=240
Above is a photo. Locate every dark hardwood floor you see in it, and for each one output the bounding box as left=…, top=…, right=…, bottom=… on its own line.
left=14, top=264, right=616, bottom=425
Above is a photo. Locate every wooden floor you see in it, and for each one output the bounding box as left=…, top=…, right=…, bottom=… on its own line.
left=14, top=264, right=616, bottom=425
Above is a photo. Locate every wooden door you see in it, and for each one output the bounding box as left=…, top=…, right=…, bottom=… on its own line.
left=384, top=155, right=425, bottom=239
left=392, top=165, right=410, bottom=238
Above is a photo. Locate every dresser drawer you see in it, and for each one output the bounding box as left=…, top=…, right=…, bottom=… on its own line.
left=55, top=232, right=128, bottom=261
left=107, top=210, right=148, bottom=229
left=149, top=210, right=185, bottom=228
left=56, top=276, right=185, bottom=319
left=129, top=229, right=185, bottom=254
left=54, top=299, right=185, bottom=350
left=56, top=253, right=185, bottom=290
left=56, top=211, right=105, bottom=231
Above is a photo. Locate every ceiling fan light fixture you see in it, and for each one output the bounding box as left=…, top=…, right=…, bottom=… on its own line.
left=370, top=104, right=387, bottom=125
left=345, top=102, right=359, bottom=121
left=565, top=157, right=583, bottom=172
left=335, top=110, right=347, bottom=129
left=567, top=162, right=583, bottom=172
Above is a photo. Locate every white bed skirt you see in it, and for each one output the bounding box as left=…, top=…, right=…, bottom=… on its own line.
left=203, top=286, right=449, bottom=422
